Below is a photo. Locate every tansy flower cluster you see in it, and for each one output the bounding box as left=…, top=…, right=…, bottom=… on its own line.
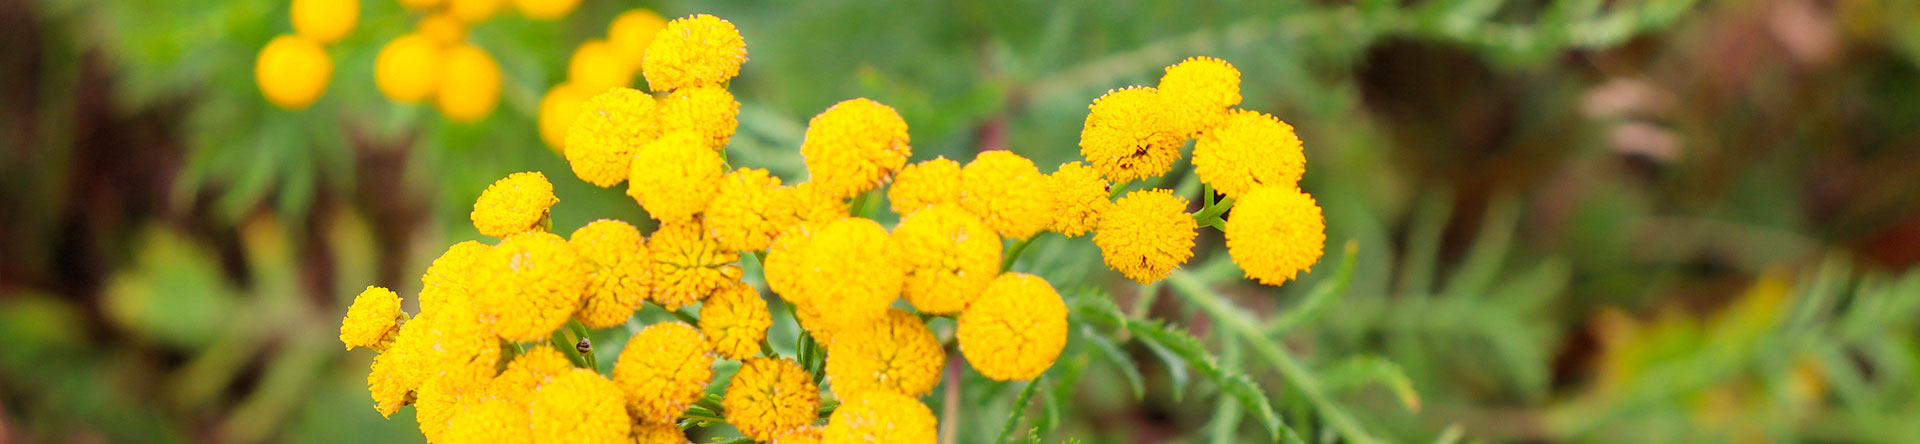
left=256, top=0, right=359, bottom=110
left=538, top=9, right=672, bottom=151
left=367, top=0, right=584, bottom=122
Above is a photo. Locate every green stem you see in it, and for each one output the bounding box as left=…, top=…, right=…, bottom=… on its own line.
left=568, top=322, right=598, bottom=371
left=1000, top=232, right=1048, bottom=272
left=651, top=302, right=701, bottom=325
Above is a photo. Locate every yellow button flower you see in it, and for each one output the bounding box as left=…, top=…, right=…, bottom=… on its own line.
left=826, top=309, right=945, bottom=398
left=365, top=351, right=414, bottom=417
left=1224, top=186, right=1325, bottom=285
left=614, top=322, right=715, bottom=424
left=800, top=98, right=912, bottom=199
left=1093, top=189, right=1196, bottom=284
left=340, top=285, right=403, bottom=351
left=724, top=357, right=821, bottom=441
left=566, top=87, right=661, bottom=188
left=291, top=0, right=357, bottom=44
left=761, top=221, right=821, bottom=306
left=1079, top=87, right=1183, bottom=183
left=628, top=132, right=723, bottom=223
left=647, top=220, right=743, bottom=310
left=512, top=0, right=579, bottom=20
left=609, top=9, right=667, bottom=66
left=473, top=231, right=589, bottom=342
left=537, top=82, right=589, bottom=153
left=659, top=85, right=740, bottom=150
left=255, top=34, right=331, bottom=110
left=421, top=240, right=490, bottom=313
left=821, top=391, right=937, bottom=444
left=770, top=183, right=850, bottom=231
left=775, top=426, right=823, bottom=444
left=437, top=44, right=502, bottom=123
left=1047, top=161, right=1114, bottom=237
left=569, top=219, right=652, bottom=329
left=959, top=150, right=1056, bottom=240
left=531, top=369, right=632, bottom=444
left=1194, top=110, right=1305, bottom=200
left=371, top=294, right=496, bottom=418
left=374, top=33, right=442, bottom=104
left=441, top=397, right=531, bottom=444
left=633, top=422, right=690, bottom=444
left=700, top=281, right=771, bottom=360
left=892, top=203, right=999, bottom=314
left=1158, top=56, right=1241, bottom=136
left=408, top=324, right=500, bottom=442
left=417, top=13, right=466, bottom=46
left=487, top=345, right=572, bottom=407
left=705, top=168, right=784, bottom=252
left=569, top=40, right=634, bottom=94
left=887, top=156, right=962, bottom=216
left=469, top=171, right=557, bottom=238
left=957, top=273, right=1067, bottom=381
left=448, top=0, right=501, bottom=23
left=795, top=217, right=904, bottom=331
left=642, top=14, right=747, bottom=92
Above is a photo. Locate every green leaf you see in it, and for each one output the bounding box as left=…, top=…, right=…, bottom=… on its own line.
left=995, top=378, right=1044, bottom=444
left=1126, top=320, right=1287, bottom=443
left=1078, top=325, right=1145, bottom=399
left=1270, top=240, right=1359, bottom=335
left=1319, top=356, right=1421, bottom=412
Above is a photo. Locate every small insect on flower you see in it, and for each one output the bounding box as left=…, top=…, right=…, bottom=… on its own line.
left=958, top=273, right=1068, bottom=381
left=892, top=203, right=1000, bottom=314
left=1047, top=161, right=1115, bottom=238
left=436, top=44, right=503, bottom=123
left=1094, top=188, right=1197, bottom=284
left=1225, top=186, right=1326, bottom=285
left=340, top=285, right=403, bottom=351
left=568, top=219, right=651, bottom=328
left=1079, top=87, right=1184, bottom=183
left=255, top=34, right=332, bottom=110
left=530, top=369, right=632, bottom=444
left=959, top=150, right=1057, bottom=240
left=614, top=322, right=716, bottom=424
left=375, top=33, right=443, bottom=104
left=642, top=14, right=747, bottom=92
left=821, top=390, right=937, bottom=444
left=724, top=357, right=821, bottom=441
left=800, top=98, right=913, bottom=199
left=470, top=172, right=558, bottom=238
left=566, top=87, right=661, bottom=188
left=827, top=309, right=946, bottom=398
left=888, top=156, right=963, bottom=216
left=1158, top=56, right=1242, bottom=137
left=1194, top=109, right=1306, bottom=200
left=700, top=280, right=772, bottom=360
left=628, top=131, right=724, bottom=223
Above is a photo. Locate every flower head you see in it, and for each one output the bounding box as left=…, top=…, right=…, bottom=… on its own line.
left=1158, top=56, right=1242, bottom=136
left=538, top=82, right=589, bottom=153
left=292, top=0, right=358, bottom=44
left=416, top=13, right=465, bottom=46
left=255, top=34, right=331, bottom=110
left=800, top=98, right=911, bottom=199
left=1225, top=186, right=1325, bottom=285
left=1194, top=110, right=1305, bottom=200
left=770, top=183, right=849, bottom=230
left=700, top=281, right=771, bottom=360
left=447, top=0, right=500, bottom=22
left=569, top=40, right=635, bottom=95
left=473, top=231, right=589, bottom=342
left=959, top=150, right=1056, bottom=240
left=776, top=426, right=824, bottom=444
left=487, top=345, right=572, bottom=407
left=471, top=172, right=557, bottom=238
left=609, top=9, right=667, bottom=65
left=373, top=292, right=497, bottom=418
left=1093, top=189, right=1195, bottom=284
left=568, top=219, right=651, bottom=328
left=821, top=391, right=936, bottom=444
left=614, top=322, right=715, bottom=424
left=407, top=326, right=501, bottom=442
left=795, top=217, right=904, bottom=331
left=660, top=85, right=740, bottom=150
left=420, top=240, right=490, bottom=313
left=887, top=156, right=962, bottom=216
left=705, top=168, right=783, bottom=252
left=827, top=309, right=945, bottom=398
left=566, top=87, right=661, bottom=188
left=762, top=222, right=820, bottom=306
left=633, top=422, right=690, bottom=444
left=531, top=369, right=632, bottom=444
left=441, top=397, right=531, bottom=444
left=642, top=14, right=747, bottom=92
left=1047, top=161, right=1114, bottom=237
left=628, top=132, right=724, bottom=222
left=724, top=357, right=821, bottom=441
left=341, top=285, right=403, bottom=351
left=957, top=273, right=1067, bottom=381
left=366, top=351, right=415, bottom=417
left=375, top=34, right=442, bottom=104
left=892, top=203, right=999, bottom=314
left=1078, top=87, right=1183, bottom=183
left=436, top=44, right=502, bottom=123
left=512, top=0, right=579, bottom=20
left=647, top=220, right=742, bottom=310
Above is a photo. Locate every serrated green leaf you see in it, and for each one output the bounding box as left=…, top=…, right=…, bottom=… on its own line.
left=995, top=378, right=1044, bottom=444
left=1078, top=325, right=1145, bottom=399
left=1320, top=356, right=1421, bottom=413
left=1126, top=320, right=1288, bottom=443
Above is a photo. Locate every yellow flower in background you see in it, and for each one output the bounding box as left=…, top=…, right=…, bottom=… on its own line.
left=255, top=34, right=331, bottom=110
left=487, top=345, right=571, bottom=407
left=569, top=40, right=634, bottom=94
left=436, top=44, right=502, bottom=123
left=800, top=98, right=912, bottom=199
left=959, top=150, right=1056, bottom=240
left=469, top=172, right=557, bottom=238
left=537, top=82, right=589, bottom=153
left=566, top=87, right=660, bottom=188
left=291, top=0, right=357, bottom=44
left=614, top=322, right=715, bottom=424
left=706, top=168, right=784, bottom=252
left=420, top=240, right=489, bottom=313
left=821, top=391, right=937, bottom=444
left=797, top=217, right=904, bottom=331
left=1046, top=161, right=1113, bottom=237
left=530, top=369, right=632, bottom=444
left=473, top=231, right=588, bottom=342
left=1094, top=189, right=1196, bottom=284
left=723, top=358, right=821, bottom=442
left=441, top=397, right=531, bottom=444
left=447, top=0, right=502, bottom=23
left=660, top=85, right=740, bottom=150
left=512, top=0, right=579, bottom=20
left=569, top=219, right=652, bottom=329
left=776, top=426, right=823, bottom=444
left=1194, top=110, right=1306, bottom=200
left=826, top=309, right=945, bottom=398
left=609, top=9, right=667, bottom=65
left=398, top=0, right=443, bottom=12
left=642, top=14, right=747, bottom=92
left=634, top=422, right=690, bottom=444
left=417, top=13, right=467, bottom=46
left=1158, top=56, right=1241, bottom=136
left=1079, top=87, right=1183, bottom=183
left=1224, top=186, right=1325, bottom=285
left=892, top=203, right=999, bottom=314
left=647, top=220, right=743, bottom=310
left=700, top=281, right=771, bottom=360
left=957, top=273, right=1067, bottom=381
left=374, top=33, right=441, bottom=104
left=887, top=156, right=962, bottom=216
left=628, top=132, right=724, bottom=223
left=340, top=285, right=403, bottom=351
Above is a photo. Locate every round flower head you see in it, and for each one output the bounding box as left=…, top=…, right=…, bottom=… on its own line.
left=441, top=397, right=531, bottom=444
left=614, top=322, right=715, bottom=424
left=633, top=422, right=690, bottom=444
left=1158, top=56, right=1242, bottom=136
left=538, top=82, right=590, bottom=153
left=776, top=426, right=823, bottom=444
left=447, top=0, right=501, bottom=22
left=255, top=34, right=331, bottom=110
left=796, top=217, right=904, bottom=331
left=372, top=291, right=494, bottom=417
left=791, top=297, right=839, bottom=347
left=800, top=98, right=912, bottom=199
left=642, top=14, right=747, bottom=91
left=701, top=281, right=771, bottom=360
left=959, top=150, right=1057, bottom=240
left=887, top=156, right=962, bottom=216
left=1079, top=87, right=1183, bottom=183
left=1047, top=161, right=1114, bottom=237
left=566, top=87, right=661, bottom=188
left=705, top=168, right=784, bottom=252
left=512, top=0, right=579, bottom=20
left=1194, top=110, right=1306, bottom=200
left=408, top=323, right=501, bottom=442
left=398, top=0, right=442, bottom=11
left=340, top=285, right=403, bottom=350
left=628, top=132, right=724, bottom=223
left=291, top=0, right=357, bottom=44
left=531, top=369, right=632, bottom=444
left=420, top=240, right=490, bottom=312
left=437, top=44, right=502, bottom=123
left=761, top=222, right=820, bottom=306
left=609, top=9, right=667, bottom=65
left=412, top=374, right=467, bottom=442
left=569, top=40, right=635, bottom=94
left=569, top=219, right=652, bottom=328
left=472, top=231, right=589, bottom=342
left=821, top=391, right=936, bottom=444
left=487, top=345, right=572, bottom=407
left=958, top=273, right=1067, bottom=381
left=470, top=172, right=558, bottom=238
left=770, top=183, right=850, bottom=230
left=660, top=85, right=740, bottom=150
left=647, top=220, right=743, bottom=310
left=1094, top=189, right=1196, bottom=283
left=416, top=13, right=466, bottom=46
left=826, top=309, right=945, bottom=398
left=723, top=358, right=821, bottom=441
left=1225, top=186, right=1325, bottom=285
left=365, top=351, right=414, bottom=417
left=891, top=203, right=999, bottom=314
left=375, top=33, right=442, bottom=104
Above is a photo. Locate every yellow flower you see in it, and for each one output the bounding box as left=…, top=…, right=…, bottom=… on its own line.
left=1193, top=110, right=1305, bottom=200
left=800, top=98, right=912, bottom=199
left=628, top=132, right=723, bottom=223
left=569, top=40, right=635, bottom=94
left=959, top=150, right=1056, bottom=240
left=255, top=34, right=331, bottom=110
left=891, top=203, right=999, bottom=314
left=957, top=273, right=1067, bottom=381
left=1047, top=161, right=1113, bottom=237
left=1224, top=186, right=1325, bottom=285
left=775, top=426, right=824, bottom=444
left=538, top=82, right=590, bottom=153
left=762, top=221, right=820, bottom=306
left=566, top=87, right=660, bottom=188
left=409, top=326, right=501, bottom=442
left=770, top=183, right=850, bottom=230
left=1078, top=87, right=1183, bottom=183
left=487, top=345, right=572, bottom=407
left=613, top=322, right=715, bottom=424
left=470, top=172, right=557, bottom=238
left=374, top=34, right=442, bottom=104
left=887, top=156, right=962, bottom=216
left=437, top=44, right=502, bottom=123
left=791, top=298, right=839, bottom=347
left=826, top=309, right=945, bottom=398
left=723, top=358, right=821, bottom=441
left=372, top=293, right=497, bottom=418
left=1093, top=189, right=1196, bottom=284
left=1158, top=56, right=1241, bottom=136
left=633, top=422, right=690, bottom=444
left=291, top=0, right=358, bottom=44
left=421, top=240, right=490, bottom=313
left=569, top=219, right=652, bottom=328
left=512, top=0, right=579, bottom=20
left=820, top=391, right=937, bottom=444
left=473, top=231, right=589, bottom=342
left=417, top=13, right=466, bottom=46
left=398, top=0, right=442, bottom=11
left=365, top=351, right=415, bottom=417
left=700, top=281, right=771, bottom=360
left=609, top=9, right=667, bottom=66
left=647, top=220, right=743, bottom=310
left=531, top=369, right=632, bottom=444
left=642, top=14, right=747, bottom=92
left=705, top=168, right=784, bottom=252
left=794, top=217, right=904, bottom=331
left=441, top=397, right=531, bottom=444
left=340, top=285, right=403, bottom=351
left=447, top=0, right=501, bottom=23
left=659, top=85, right=740, bottom=150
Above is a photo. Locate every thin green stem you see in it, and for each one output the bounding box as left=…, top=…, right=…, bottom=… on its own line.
left=1001, top=232, right=1049, bottom=272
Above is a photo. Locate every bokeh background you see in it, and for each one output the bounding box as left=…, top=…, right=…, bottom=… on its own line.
left=5, top=0, right=1920, bottom=442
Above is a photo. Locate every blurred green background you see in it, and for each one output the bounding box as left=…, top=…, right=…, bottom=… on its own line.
left=5, top=0, right=1920, bottom=442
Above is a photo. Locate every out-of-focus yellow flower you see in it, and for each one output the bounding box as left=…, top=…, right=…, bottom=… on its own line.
left=447, top=0, right=501, bottom=23
left=800, top=98, right=911, bottom=199
left=1093, top=189, right=1195, bottom=284
left=436, top=44, right=502, bottom=123
left=628, top=132, right=723, bottom=223
left=340, top=285, right=403, bottom=351
left=473, top=231, right=588, bottom=342
left=957, top=273, right=1066, bottom=381
left=470, top=172, right=557, bottom=238
left=887, top=156, right=962, bottom=216
left=1158, top=56, right=1241, bottom=136
left=512, top=0, right=579, bottom=20
left=566, top=87, right=660, bottom=188
left=826, top=309, right=944, bottom=398
left=959, top=150, right=1056, bottom=240
left=291, top=0, right=357, bottom=44
left=892, top=203, right=999, bottom=314
left=1079, top=87, right=1182, bottom=183
left=633, top=422, right=690, bottom=444
left=538, top=82, right=589, bottom=153
left=821, top=391, right=936, bottom=444
left=659, top=85, right=740, bottom=150
left=441, top=397, right=531, bottom=444
left=705, top=168, right=784, bottom=252
left=724, top=358, right=820, bottom=441
left=1224, top=186, right=1324, bottom=285
left=1046, top=161, right=1113, bottom=237
left=420, top=240, right=490, bottom=313
left=609, top=9, right=667, bottom=66
left=795, top=218, right=903, bottom=331
left=375, top=34, right=442, bottom=104
left=569, top=40, right=634, bottom=94
left=255, top=34, right=331, bottom=110
left=1194, top=110, right=1305, bottom=200
left=647, top=220, right=743, bottom=310
left=775, top=426, right=823, bottom=444
left=614, top=322, right=715, bottom=424
left=531, top=369, right=632, bottom=444
left=569, top=219, right=651, bottom=328
left=701, top=281, right=771, bottom=360
left=417, top=13, right=466, bottom=46
left=642, top=14, right=747, bottom=92
left=487, top=345, right=571, bottom=407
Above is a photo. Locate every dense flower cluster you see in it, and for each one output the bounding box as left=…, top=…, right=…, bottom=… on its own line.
left=367, top=0, right=573, bottom=121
